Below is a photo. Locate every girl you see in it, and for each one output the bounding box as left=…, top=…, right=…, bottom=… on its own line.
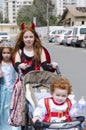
left=0, top=42, right=20, bottom=130
left=12, top=23, right=58, bottom=130
left=13, top=24, right=58, bottom=75
left=32, top=77, right=73, bottom=123
left=32, top=77, right=80, bottom=130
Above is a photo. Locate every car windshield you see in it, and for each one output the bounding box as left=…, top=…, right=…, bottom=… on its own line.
left=65, top=30, right=72, bottom=35
left=80, top=28, right=86, bottom=34
left=0, top=32, right=8, bottom=35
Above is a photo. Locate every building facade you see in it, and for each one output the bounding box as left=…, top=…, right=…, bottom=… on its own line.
left=60, top=6, right=86, bottom=26
left=53, top=0, right=86, bottom=16
left=2, top=0, right=33, bottom=23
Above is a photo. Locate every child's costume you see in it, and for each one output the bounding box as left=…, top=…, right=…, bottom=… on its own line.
left=0, top=63, right=20, bottom=130
left=33, top=97, right=72, bottom=123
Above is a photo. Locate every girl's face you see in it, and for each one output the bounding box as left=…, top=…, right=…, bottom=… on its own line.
left=52, top=88, right=68, bottom=104
left=2, top=48, right=11, bottom=62
left=23, top=30, right=35, bottom=47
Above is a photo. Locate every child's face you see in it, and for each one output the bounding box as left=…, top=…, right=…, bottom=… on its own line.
left=23, top=30, right=35, bottom=47
left=2, top=48, right=11, bottom=62
left=52, top=88, right=68, bottom=104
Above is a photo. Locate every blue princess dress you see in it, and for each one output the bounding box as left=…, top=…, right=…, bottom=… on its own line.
left=0, top=63, right=21, bottom=130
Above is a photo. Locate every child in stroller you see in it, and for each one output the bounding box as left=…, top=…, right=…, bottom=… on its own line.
left=23, top=70, right=84, bottom=130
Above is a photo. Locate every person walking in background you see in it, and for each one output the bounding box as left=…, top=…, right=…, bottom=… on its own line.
left=13, top=23, right=58, bottom=75
left=0, top=42, right=21, bottom=130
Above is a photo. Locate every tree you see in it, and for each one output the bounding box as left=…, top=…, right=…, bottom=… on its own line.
left=49, top=15, right=58, bottom=25
left=17, top=0, right=57, bottom=27
left=0, top=11, right=3, bottom=23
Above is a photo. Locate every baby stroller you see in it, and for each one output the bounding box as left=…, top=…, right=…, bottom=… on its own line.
left=21, top=66, right=84, bottom=130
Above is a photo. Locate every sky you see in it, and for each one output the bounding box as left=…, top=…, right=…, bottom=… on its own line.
left=0, top=0, right=2, bottom=7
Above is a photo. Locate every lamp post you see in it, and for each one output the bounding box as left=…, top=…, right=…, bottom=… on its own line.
left=47, top=1, right=49, bottom=40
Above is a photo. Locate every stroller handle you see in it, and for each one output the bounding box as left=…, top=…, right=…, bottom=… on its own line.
left=17, top=64, right=61, bottom=80
left=47, top=64, right=61, bottom=76
left=34, top=116, right=84, bottom=129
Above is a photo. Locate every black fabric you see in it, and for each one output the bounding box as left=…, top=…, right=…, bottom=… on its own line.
left=41, top=61, right=55, bottom=72
left=14, top=62, right=21, bottom=72
left=41, top=61, right=50, bottom=71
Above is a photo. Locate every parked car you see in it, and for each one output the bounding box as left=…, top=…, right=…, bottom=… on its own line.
left=71, top=25, right=86, bottom=47
left=48, top=29, right=66, bottom=42
left=0, top=32, right=11, bottom=42
left=54, top=29, right=72, bottom=44
left=63, top=29, right=73, bottom=46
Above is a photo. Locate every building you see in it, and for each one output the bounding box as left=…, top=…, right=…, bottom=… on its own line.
left=52, top=0, right=86, bottom=17
left=2, top=0, right=33, bottom=23
left=60, top=6, right=86, bottom=26
left=76, top=0, right=86, bottom=7
left=53, top=0, right=76, bottom=16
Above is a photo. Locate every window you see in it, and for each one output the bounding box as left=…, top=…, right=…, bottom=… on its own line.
left=82, top=21, right=84, bottom=25
left=80, top=28, right=86, bottom=34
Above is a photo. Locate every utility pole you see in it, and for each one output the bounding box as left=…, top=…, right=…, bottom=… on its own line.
left=47, top=1, right=49, bottom=40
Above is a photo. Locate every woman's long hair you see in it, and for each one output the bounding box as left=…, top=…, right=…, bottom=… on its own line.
left=13, top=25, right=43, bottom=63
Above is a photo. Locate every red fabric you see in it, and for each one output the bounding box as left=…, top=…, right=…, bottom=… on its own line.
left=43, top=47, right=51, bottom=63
left=43, top=97, right=72, bottom=122
left=8, top=79, right=24, bottom=126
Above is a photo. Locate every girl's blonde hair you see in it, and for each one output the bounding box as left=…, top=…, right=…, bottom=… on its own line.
left=50, top=77, right=72, bottom=95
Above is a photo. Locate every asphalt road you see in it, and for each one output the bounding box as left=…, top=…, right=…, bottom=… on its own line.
left=42, top=38, right=86, bottom=102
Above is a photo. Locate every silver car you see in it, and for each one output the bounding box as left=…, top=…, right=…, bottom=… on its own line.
left=48, top=29, right=66, bottom=42
left=64, top=30, right=73, bottom=46
left=0, top=32, right=11, bottom=42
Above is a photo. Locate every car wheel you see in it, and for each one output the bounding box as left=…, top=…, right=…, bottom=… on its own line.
left=63, top=42, right=67, bottom=46
left=80, top=41, right=86, bottom=48
left=52, top=38, right=55, bottom=43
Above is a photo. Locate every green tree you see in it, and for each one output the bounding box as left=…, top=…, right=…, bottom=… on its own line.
left=49, top=15, right=58, bottom=25
left=0, top=11, right=3, bottom=23
left=17, top=0, right=57, bottom=27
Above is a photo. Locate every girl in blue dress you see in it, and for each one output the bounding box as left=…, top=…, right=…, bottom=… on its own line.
left=0, top=42, right=21, bottom=130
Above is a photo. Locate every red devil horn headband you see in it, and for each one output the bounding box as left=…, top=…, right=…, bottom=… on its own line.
left=31, top=22, right=35, bottom=29
left=20, top=22, right=35, bottom=30
left=20, top=22, right=25, bottom=30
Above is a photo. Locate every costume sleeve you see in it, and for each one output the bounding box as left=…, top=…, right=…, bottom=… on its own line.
left=14, top=62, right=21, bottom=73
left=33, top=98, right=47, bottom=121
left=41, top=61, right=55, bottom=72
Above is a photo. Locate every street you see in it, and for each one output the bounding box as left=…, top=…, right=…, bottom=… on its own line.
left=42, top=38, right=86, bottom=101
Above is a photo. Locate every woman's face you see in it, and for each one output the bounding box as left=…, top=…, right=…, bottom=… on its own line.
left=23, top=30, right=35, bottom=47
left=52, top=88, right=68, bottom=104
left=2, top=48, right=11, bottom=62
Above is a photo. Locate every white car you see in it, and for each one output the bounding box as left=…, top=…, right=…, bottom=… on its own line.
left=64, top=29, right=73, bottom=46
left=0, top=32, right=11, bottom=42
left=71, top=25, right=86, bottom=47
left=48, top=29, right=66, bottom=42
left=54, top=30, right=70, bottom=44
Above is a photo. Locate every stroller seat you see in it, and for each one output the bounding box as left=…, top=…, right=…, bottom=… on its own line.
left=23, top=70, right=84, bottom=130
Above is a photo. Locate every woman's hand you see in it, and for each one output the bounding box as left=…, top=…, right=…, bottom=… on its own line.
left=52, top=62, right=58, bottom=69
left=18, top=63, right=29, bottom=70
left=32, top=116, right=42, bottom=123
